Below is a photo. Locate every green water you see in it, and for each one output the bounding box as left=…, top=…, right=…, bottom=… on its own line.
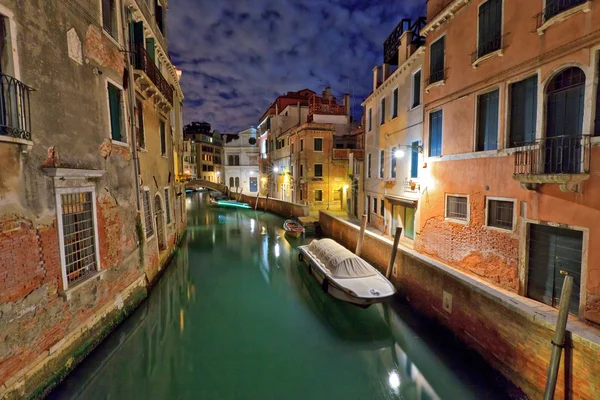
left=51, top=192, right=517, bottom=400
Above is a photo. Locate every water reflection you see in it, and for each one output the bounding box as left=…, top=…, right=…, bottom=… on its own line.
left=51, top=192, right=512, bottom=400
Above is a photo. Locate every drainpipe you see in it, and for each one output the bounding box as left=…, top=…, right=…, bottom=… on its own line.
left=122, top=3, right=141, bottom=212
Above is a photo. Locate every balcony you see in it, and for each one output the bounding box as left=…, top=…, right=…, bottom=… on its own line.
left=383, top=18, right=427, bottom=65
left=513, top=135, right=591, bottom=192
left=425, top=69, right=445, bottom=89
left=308, top=94, right=346, bottom=118
left=471, top=36, right=503, bottom=67
left=132, top=45, right=173, bottom=109
left=0, top=73, right=33, bottom=147
left=536, top=0, right=591, bottom=34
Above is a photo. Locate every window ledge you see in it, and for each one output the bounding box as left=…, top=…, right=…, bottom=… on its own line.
left=444, top=217, right=469, bottom=225
left=43, top=168, right=106, bottom=178
left=102, top=29, right=122, bottom=49
left=537, top=1, right=592, bottom=35
left=483, top=224, right=515, bottom=233
left=111, top=139, right=129, bottom=148
left=0, top=136, right=33, bottom=152
left=59, top=270, right=107, bottom=301
left=472, top=48, right=504, bottom=69
left=409, top=104, right=422, bottom=111
left=425, top=80, right=445, bottom=93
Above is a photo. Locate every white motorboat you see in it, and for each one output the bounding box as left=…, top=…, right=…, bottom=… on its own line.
left=298, top=239, right=396, bottom=307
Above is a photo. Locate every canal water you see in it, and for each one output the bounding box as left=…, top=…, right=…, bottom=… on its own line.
left=51, top=192, right=519, bottom=400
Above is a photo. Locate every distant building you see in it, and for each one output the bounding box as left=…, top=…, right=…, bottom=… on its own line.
left=184, top=122, right=224, bottom=183
left=222, top=128, right=260, bottom=194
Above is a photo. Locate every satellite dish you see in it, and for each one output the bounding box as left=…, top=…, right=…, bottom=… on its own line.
left=249, top=137, right=257, bottom=145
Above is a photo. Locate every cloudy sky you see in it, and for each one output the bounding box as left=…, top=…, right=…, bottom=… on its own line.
left=168, top=0, right=425, bottom=133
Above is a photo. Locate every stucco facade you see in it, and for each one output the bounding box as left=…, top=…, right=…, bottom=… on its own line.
left=222, top=127, right=260, bottom=195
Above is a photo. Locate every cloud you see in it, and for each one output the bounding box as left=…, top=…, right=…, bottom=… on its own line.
left=168, top=0, right=425, bottom=133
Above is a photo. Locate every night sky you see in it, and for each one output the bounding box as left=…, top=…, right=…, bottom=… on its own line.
left=168, top=0, right=425, bottom=133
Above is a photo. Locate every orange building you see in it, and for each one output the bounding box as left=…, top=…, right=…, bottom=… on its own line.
left=420, top=0, right=600, bottom=326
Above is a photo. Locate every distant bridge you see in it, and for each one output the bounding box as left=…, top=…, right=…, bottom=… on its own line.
left=185, top=179, right=228, bottom=194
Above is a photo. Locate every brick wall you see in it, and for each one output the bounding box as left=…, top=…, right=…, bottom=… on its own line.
left=320, top=211, right=600, bottom=399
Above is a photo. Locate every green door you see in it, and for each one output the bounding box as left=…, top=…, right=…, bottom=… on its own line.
left=404, top=207, right=415, bottom=240
left=527, top=224, right=582, bottom=315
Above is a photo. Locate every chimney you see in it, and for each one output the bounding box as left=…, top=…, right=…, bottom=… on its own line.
left=372, top=66, right=381, bottom=91
left=323, top=86, right=332, bottom=100
left=398, top=30, right=415, bottom=66
left=344, top=93, right=350, bottom=116
left=382, top=63, right=391, bottom=81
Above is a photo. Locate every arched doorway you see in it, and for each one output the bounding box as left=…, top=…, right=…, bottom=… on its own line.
left=154, top=194, right=166, bottom=251
left=545, top=67, right=585, bottom=173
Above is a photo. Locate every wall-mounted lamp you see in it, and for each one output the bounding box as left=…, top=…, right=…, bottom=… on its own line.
left=394, top=143, right=424, bottom=158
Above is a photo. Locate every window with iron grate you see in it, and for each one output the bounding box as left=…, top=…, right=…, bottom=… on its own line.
left=164, top=188, right=171, bottom=224
left=143, top=190, right=154, bottom=238
left=487, top=199, right=515, bottom=230
left=445, top=195, right=468, bottom=221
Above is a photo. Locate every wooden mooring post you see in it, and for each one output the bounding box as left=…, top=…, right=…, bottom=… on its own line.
left=355, top=214, right=367, bottom=256
left=544, top=274, right=573, bottom=400
left=385, top=227, right=402, bottom=279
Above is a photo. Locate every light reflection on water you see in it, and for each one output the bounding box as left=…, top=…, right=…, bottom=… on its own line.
left=50, top=192, right=514, bottom=400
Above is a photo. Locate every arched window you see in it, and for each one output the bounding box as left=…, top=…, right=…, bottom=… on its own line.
left=545, top=67, right=585, bottom=173
left=228, top=155, right=234, bottom=165
left=235, top=177, right=240, bottom=187
left=234, top=155, right=240, bottom=166
left=229, top=177, right=234, bottom=187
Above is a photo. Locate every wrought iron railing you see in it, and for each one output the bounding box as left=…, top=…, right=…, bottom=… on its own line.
left=471, top=36, right=502, bottom=63
left=536, top=0, right=588, bottom=27
left=513, top=135, right=591, bottom=175
left=0, top=73, right=33, bottom=141
left=383, top=17, right=427, bottom=65
left=426, top=70, right=445, bottom=85
left=132, top=45, right=174, bottom=105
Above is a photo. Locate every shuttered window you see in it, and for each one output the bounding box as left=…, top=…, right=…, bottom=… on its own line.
left=477, top=0, right=502, bottom=58
left=410, top=141, right=419, bottom=178
left=429, top=110, right=443, bottom=157
left=390, top=147, right=397, bottom=178
left=108, top=83, right=125, bottom=142
left=367, top=153, right=371, bottom=178
left=373, top=197, right=377, bottom=214
left=429, top=37, right=445, bottom=84
left=477, top=89, right=499, bottom=151
left=379, top=150, right=384, bottom=178
left=135, top=98, right=145, bottom=149
left=160, top=120, right=166, bottom=155
left=143, top=190, right=154, bottom=238
left=314, top=138, right=323, bottom=151
left=380, top=200, right=384, bottom=217
left=446, top=195, right=468, bottom=221
left=509, top=76, right=538, bottom=146
left=368, top=108, right=372, bottom=131
left=314, top=164, right=323, bottom=177
left=412, top=70, right=421, bottom=108
left=380, top=98, right=386, bottom=125
left=544, top=0, right=587, bottom=21
left=146, top=38, right=156, bottom=63
left=595, top=52, right=600, bottom=137
left=392, top=88, right=399, bottom=118
left=164, top=188, right=171, bottom=224
left=102, top=0, right=118, bottom=39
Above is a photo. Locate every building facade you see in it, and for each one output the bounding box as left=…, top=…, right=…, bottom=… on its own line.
left=183, top=121, right=224, bottom=184
left=363, top=18, right=426, bottom=241
left=222, top=127, right=260, bottom=194
left=420, top=0, right=600, bottom=325
left=0, top=0, right=185, bottom=398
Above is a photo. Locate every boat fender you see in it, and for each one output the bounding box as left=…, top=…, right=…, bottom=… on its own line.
left=321, top=277, right=329, bottom=293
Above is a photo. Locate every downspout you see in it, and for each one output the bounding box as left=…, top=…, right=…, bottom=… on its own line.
left=122, top=2, right=141, bottom=212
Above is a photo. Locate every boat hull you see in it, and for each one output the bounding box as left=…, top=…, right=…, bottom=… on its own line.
left=285, top=230, right=302, bottom=238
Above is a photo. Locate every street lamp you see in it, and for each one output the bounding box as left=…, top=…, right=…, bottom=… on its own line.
left=394, top=143, right=424, bottom=158
left=273, top=166, right=279, bottom=173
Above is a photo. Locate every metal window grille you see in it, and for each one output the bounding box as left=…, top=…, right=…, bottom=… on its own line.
left=488, top=200, right=514, bottom=230
left=60, top=192, right=97, bottom=286
left=164, top=189, right=171, bottom=224
left=143, top=190, right=154, bottom=238
left=446, top=196, right=468, bottom=220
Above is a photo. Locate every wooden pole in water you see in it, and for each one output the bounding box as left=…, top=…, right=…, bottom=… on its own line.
left=355, top=214, right=368, bottom=256
left=544, top=274, right=573, bottom=400
left=386, top=227, right=402, bottom=279
left=254, top=194, right=260, bottom=210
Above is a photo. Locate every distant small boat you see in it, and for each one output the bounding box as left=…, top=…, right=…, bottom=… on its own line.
left=298, top=239, right=396, bottom=307
left=284, top=219, right=304, bottom=238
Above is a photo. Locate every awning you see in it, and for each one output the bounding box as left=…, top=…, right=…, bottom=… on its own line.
left=385, top=195, right=418, bottom=208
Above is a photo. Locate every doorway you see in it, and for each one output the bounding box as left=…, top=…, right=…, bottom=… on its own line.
left=249, top=177, right=257, bottom=192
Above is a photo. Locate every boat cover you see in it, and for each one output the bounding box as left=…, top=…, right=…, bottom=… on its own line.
left=308, top=239, right=377, bottom=279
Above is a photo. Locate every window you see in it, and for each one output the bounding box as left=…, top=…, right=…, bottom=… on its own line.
left=314, top=190, right=323, bottom=202
left=155, top=0, right=165, bottom=35
left=392, top=88, right=399, bottom=118
left=300, top=164, right=304, bottom=177
left=380, top=199, right=384, bottom=217
left=445, top=195, right=468, bottom=222
left=486, top=198, right=515, bottom=230
left=300, top=189, right=303, bottom=200
left=314, top=138, right=323, bottom=151
left=57, top=189, right=100, bottom=288
left=410, top=141, right=419, bottom=178
left=291, top=143, right=294, bottom=154
left=314, top=164, right=323, bottom=177
left=235, top=177, right=239, bottom=187
left=164, top=188, right=171, bottom=224
left=300, top=139, right=304, bottom=152
left=477, top=0, right=502, bottom=59
left=291, top=165, right=294, bottom=177
left=102, top=0, right=118, bottom=39
left=596, top=51, right=600, bottom=137
left=476, top=89, right=499, bottom=151
left=229, top=177, right=234, bottom=187
left=380, top=97, right=386, bottom=125
left=234, top=155, right=239, bottom=165
left=107, top=82, right=126, bottom=143
left=228, top=155, right=233, bottom=165
left=390, top=147, right=397, bottom=178
left=333, top=190, right=341, bottom=201
left=367, top=153, right=372, bottom=178
left=509, top=76, right=538, bottom=146
left=412, top=70, right=422, bottom=108
left=159, top=120, right=166, bottom=155
left=373, top=197, right=377, bottom=214
left=429, top=36, right=445, bottom=84
left=543, top=0, right=587, bottom=22
left=143, top=189, right=154, bottom=238
left=368, top=108, right=372, bottom=131
left=135, top=98, right=145, bottom=149
left=379, top=150, right=384, bottom=178
left=429, top=110, right=443, bottom=157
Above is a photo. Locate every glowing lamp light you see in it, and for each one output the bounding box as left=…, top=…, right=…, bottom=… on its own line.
left=343, top=185, right=349, bottom=191
left=273, top=167, right=279, bottom=173
left=216, top=171, right=221, bottom=175
left=388, top=371, right=400, bottom=390
left=394, top=150, right=405, bottom=158
left=249, top=171, right=254, bottom=175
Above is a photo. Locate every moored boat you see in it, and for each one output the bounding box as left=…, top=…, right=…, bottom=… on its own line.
left=298, top=238, right=396, bottom=307
left=284, top=219, right=304, bottom=238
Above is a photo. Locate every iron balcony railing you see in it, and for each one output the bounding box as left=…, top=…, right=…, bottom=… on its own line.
left=132, top=45, right=174, bottom=105
left=426, top=69, right=445, bottom=86
left=513, top=135, right=591, bottom=176
left=471, top=36, right=502, bottom=63
left=0, top=73, right=33, bottom=141
left=383, top=17, right=427, bottom=65
left=536, top=0, right=588, bottom=27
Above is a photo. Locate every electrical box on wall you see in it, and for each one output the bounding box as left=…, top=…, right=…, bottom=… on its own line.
left=443, top=290, right=452, bottom=314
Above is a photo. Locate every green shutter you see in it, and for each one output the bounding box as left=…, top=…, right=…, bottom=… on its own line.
left=108, top=84, right=121, bottom=141
left=510, top=76, right=537, bottom=147
left=146, top=38, right=156, bottom=62
left=410, top=141, right=419, bottom=178
left=477, top=90, right=499, bottom=151
left=429, top=110, right=443, bottom=157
